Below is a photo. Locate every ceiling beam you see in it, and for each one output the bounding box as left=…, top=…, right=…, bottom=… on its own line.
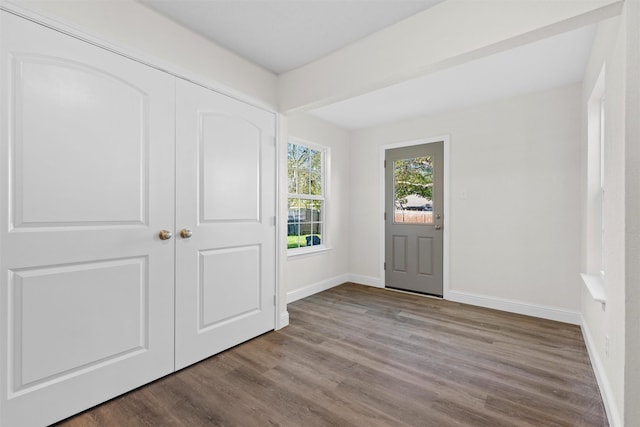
left=278, top=0, right=623, bottom=113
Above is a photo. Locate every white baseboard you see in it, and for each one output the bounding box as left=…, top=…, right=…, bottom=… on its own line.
left=447, top=290, right=581, bottom=325
left=277, top=310, right=289, bottom=329
left=286, top=274, right=349, bottom=304
left=581, top=316, right=621, bottom=427
left=348, top=274, right=383, bottom=288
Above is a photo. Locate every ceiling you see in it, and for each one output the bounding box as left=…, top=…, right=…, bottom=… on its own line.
left=310, top=24, right=597, bottom=129
left=141, top=0, right=597, bottom=131
left=141, top=0, right=444, bottom=74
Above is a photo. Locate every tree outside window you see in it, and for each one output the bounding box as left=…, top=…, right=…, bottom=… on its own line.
left=287, top=141, right=325, bottom=250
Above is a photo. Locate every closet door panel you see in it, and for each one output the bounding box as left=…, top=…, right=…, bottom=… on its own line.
left=175, top=79, right=276, bottom=370
left=200, top=113, right=261, bottom=222
left=0, top=12, right=175, bottom=426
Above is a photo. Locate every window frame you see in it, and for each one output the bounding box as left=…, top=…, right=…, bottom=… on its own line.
left=286, top=138, right=329, bottom=256
left=581, top=64, right=606, bottom=304
left=599, top=95, right=606, bottom=278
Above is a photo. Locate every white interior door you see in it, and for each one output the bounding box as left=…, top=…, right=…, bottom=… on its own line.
left=175, top=79, right=276, bottom=370
left=0, top=12, right=175, bottom=426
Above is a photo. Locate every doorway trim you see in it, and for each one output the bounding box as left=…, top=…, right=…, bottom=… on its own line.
left=379, top=135, right=450, bottom=299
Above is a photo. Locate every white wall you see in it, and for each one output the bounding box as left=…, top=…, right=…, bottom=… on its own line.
left=284, top=114, right=350, bottom=301
left=5, top=0, right=277, bottom=107
left=580, top=3, right=640, bottom=425
left=349, top=84, right=582, bottom=318
left=622, top=2, right=640, bottom=425
left=580, top=15, right=626, bottom=426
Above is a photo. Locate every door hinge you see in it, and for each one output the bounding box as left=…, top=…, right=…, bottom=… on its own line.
left=384, top=212, right=387, bottom=221
left=384, top=160, right=386, bottom=168
left=384, top=262, right=386, bottom=270
left=273, top=295, right=276, bottom=306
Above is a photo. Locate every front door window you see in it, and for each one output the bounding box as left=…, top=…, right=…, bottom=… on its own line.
left=393, top=156, right=434, bottom=224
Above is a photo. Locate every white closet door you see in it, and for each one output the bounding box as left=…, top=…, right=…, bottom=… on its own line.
left=0, top=12, right=175, bottom=426
left=175, top=79, right=276, bottom=370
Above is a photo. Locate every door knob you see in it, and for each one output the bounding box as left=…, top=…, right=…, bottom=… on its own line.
left=180, top=229, right=193, bottom=239
left=158, top=230, right=173, bottom=240
left=434, top=224, right=442, bottom=230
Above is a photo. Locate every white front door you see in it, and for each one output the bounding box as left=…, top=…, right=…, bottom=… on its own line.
left=174, top=79, right=276, bottom=370
left=0, top=12, right=175, bottom=426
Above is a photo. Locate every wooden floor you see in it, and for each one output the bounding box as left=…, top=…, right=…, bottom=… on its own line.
left=56, top=283, right=608, bottom=427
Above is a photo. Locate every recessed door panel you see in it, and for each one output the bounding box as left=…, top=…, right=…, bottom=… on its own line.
left=175, top=79, right=276, bottom=370
left=200, top=113, right=260, bottom=222
left=10, top=258, right=147, bottom=391
left=385, top=142, right=444, bottom=296
left=392, top=235, right=407, bottom=272
left=417, top=237, right=434, bottom=275
left=13, top=56, right=147, bottom=227
left=1, top=12, right=175, bottom=426
left=200, top=246, right=260, bottom=329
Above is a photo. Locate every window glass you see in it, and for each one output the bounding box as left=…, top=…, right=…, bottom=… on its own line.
left=288, top=142, right=325, bottom=251
left=393, top=156, right=434, bottom=224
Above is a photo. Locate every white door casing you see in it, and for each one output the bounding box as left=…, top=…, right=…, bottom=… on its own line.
left=0, top=11, right=175, bottom=426
left=174, top=79, right=277, bottom=370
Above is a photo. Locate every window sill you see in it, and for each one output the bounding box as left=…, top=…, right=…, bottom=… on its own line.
left=287, top=246, right=331, bottom=259
left=581, top=273, right=606, bottom=305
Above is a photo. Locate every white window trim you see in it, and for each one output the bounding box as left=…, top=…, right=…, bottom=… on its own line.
left=599, top=95, right=606, bottom=279
left=582, top=65, right=606, bottom=306
left=286, top=138, right=330, bottom=256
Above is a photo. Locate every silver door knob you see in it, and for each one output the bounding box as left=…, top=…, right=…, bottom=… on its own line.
left=180, top=229, right=193, bottom=239
left=434, top=224, right=442, bottom=230
left=159, top=230, right=173, bottom=240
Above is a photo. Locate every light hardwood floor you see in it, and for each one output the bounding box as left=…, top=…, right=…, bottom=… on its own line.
left=56, top=283, right=607, bottom=426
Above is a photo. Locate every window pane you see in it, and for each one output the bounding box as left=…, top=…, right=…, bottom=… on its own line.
left=299, top=199, right=311, bottom=221
left=309, top=171, right=322, bottom=196
left=298, top=170, right=310, bottom=195
left=299, top=145, right=311, bottom=169
left=287, top=235, right=303, bottom=249
left=287, top=198, right=301, bottom=249
left=288, top=168, right=297, bottom=194
left=296, top=222, right=310, bottom=236
left=295, top=172, right=321, bottom=196
left=287, top=143, right=298, bottom=194
left=394, top=157, right=434, bottom=224
left=288, top=197, right=301, bottom=210
left=309, top=200, right=322, bottom=246
left=310, top=149, right=321, bottom=172
left=307, top=222, right=322, bottom=246
left=600, top=97, right=605, bottom=189
left=287, top=204, right=299, bottom=225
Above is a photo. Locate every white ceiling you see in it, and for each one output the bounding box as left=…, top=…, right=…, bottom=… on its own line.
left=141, top=0, right=444, bottom=74
left=310, top=24, right=597, bottom=130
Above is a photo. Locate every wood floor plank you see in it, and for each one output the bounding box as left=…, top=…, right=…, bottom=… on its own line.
left=55, top=283, right=607, bottom=427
